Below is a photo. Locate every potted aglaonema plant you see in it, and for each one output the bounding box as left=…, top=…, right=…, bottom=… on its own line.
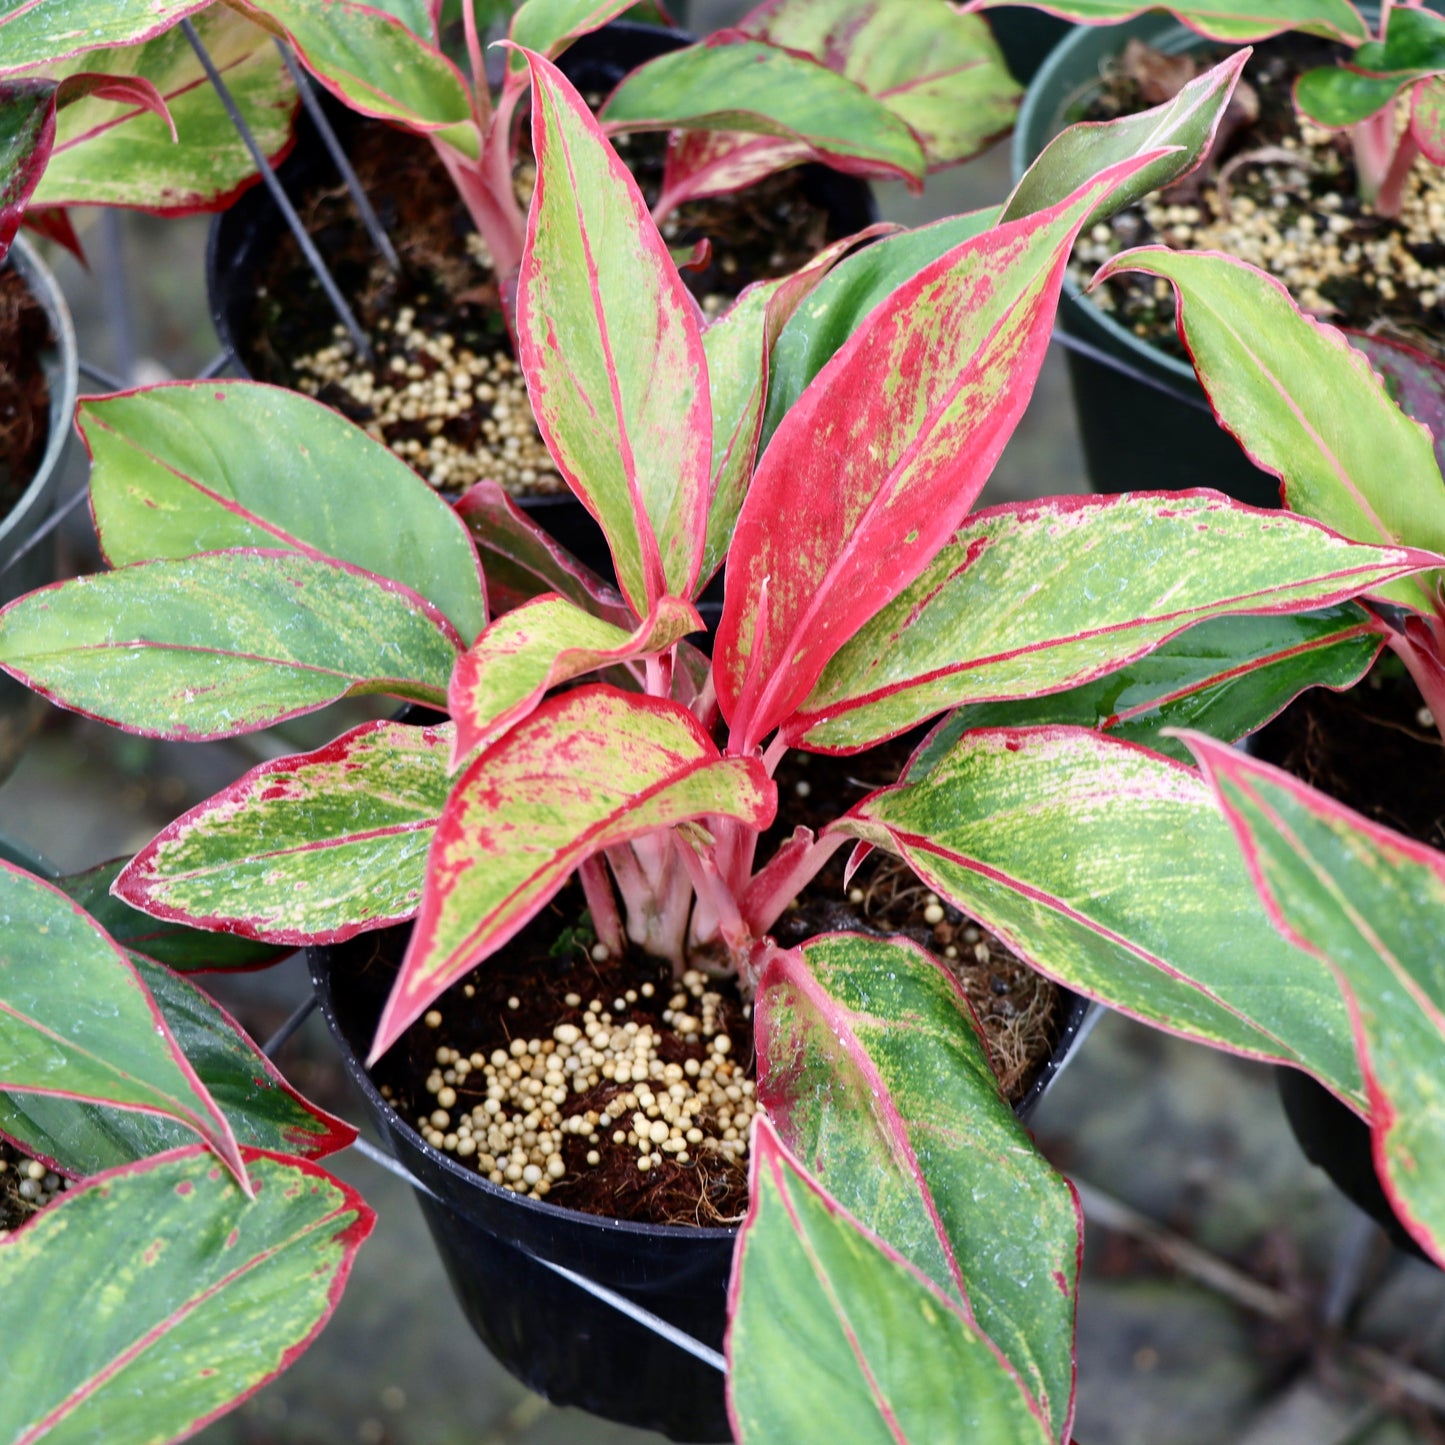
left=4, top=49, right=1444, bottom=1441
left=209, top=0, right=1014, bottom=567
left=0, top=840, right=373, bottom=1443
left=989, top=0, right=1445, bottom=508
left=1098, top=239, right=1445, bottom=1250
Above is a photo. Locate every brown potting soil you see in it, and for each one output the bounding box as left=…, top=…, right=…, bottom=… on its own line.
left=239, top=111, right=836, bottom=499
left=1070, top=33, right=1445, bottom=361
left=0, top=264, right=53, bottom=519
left=1252, top=652, right=1445, bottom=850
left=372, top=742, right=1065, bottom=1228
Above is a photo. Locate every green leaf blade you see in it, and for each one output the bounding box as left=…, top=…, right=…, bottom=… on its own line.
left=0, top=0, right=214, bottom=77
left=961, top=0, right=1369, bottom=44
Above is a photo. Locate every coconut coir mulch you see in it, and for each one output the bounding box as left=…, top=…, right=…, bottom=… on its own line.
left=0, top=264, right=52, bottom=519
left=372, top=743, right=1065, bottom=1228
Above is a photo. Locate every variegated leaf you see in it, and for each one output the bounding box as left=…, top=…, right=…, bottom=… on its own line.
left=0, top=0, right=213, bottom=77
left=788, top=492, right=1437, bottom=752
left=0, top=549, right=461, bottom=739
left=1348, top=331, right=1445, bottom=476
left=57, top=858, right=289, bottom=972
left=960, top=0, right=1368, bottom=43
left=830, top=727, right=1365, bottom=1104
left=1003, top=51, right=1248, bottom=225
left=0, top=860, right=249, bottom=1189
left=509, top=0, right=638, bottom=66
left=32, top=9, right=297, bottom=214
left=716, top=153, right=1164, bottom=754
left=729, top=1120, right=1051, bottom=1445
left=1412, top=75, right=1445, bottom=163
left=757, top=934, right=1081, bottom=1441
left=448, top=592, right=702, bottom=762
left=517, top=49, right=711, bottom=616
left=657, top=128, right=812, bottom=215
left=1185, top=732, right=1445, bottom=1266
left=115, top=719, right=453, bottom=944
left=374, top=685, right=775, bottom=1059
left=1097, top=246, right=1445, bottom=614
left=0, top=79, right=59, bottom=258
left=0, top=1147, right=373, bottom=1444
left=0, top=954, right=354, bottom=1177
left=910, top=604, right=1381, bottom=768
left=80, top=381, right=486, bottom=645
left=600, top=38, right=926, bottom=186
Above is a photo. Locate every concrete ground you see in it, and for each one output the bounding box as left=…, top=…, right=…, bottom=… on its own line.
left=6, top=8, right=1445, bottom=1438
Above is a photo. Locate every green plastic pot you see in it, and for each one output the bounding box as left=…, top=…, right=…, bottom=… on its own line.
left=0, top=237, right=76, bottom=784
left=1012, top=14, right=1280, bottom=508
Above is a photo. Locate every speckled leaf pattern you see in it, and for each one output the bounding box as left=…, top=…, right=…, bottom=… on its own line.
left=961, top=0, right=1368, bottom=42
left=740, top=0, right=1019, bottom=166
left=80, top=381, right=486, bottom=646
left=831, top=727, right=1365, bottom=1103
left=449, top=593, right=702, bottom=762
left=0, top=0, right=213, bottom=76
left=1004, top=52, right=1248, bottom=226
left=0, top=861, right=248, bottom=1188
left=0, top=1146, right=374, bottom=1445
left=31, top=9, right=297, bottom=214
left=715, top=154, right=1162, bottom=754
left=114, top=720, right=453, bottom=945
left=509, top=0, right=637, bottom=63
left=728, top=1120, right=1052, bottom=1445
left=232, top=0, right=474, bottom=142
left=756, top=934, right=1080, bottom=1440
left=1098, top=247, right=1445, bottom=614
left=1186, top=734, right=1445, bottom=1267
left=0, top=79, right=57, bottom=257
left=0, top=549, right=461, bottom=739
left=910, top=604, right=1381, bottom=769
left=57, top=858, right=287, bottom=973
left=1348, top=332, right=1445, bottom=475
left=788, top=492, right=1434, bottom=751
left=658, top=128, right=812, bottom=213
left=0, top=954, right=354, bottom=1177
left=376, top=685, right=776, bottom=1059
left=453, top=481, right=633, bottom=626
left=1412, top=75, right=1445, bottom=162
left=516, top=51, right=711, bottom=614
left=760, top=211, right=997, bottom=449
left=601, top=40, right=925, bottom=185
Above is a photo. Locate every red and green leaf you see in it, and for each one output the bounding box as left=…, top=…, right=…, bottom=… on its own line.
left=508, top=0, right=639, bottom=66
left=80, top=381, right=486, bottom=645
left=715, top=153, right=1165, bottom=754
left=1347, top=331, right=1445, bottom=478
left=960, top=0, right=1368, bottom=43
left=908, top=604, right=1382, bottom=769
left=448, top=592, right=702, bottom=762
left=0, top=549, right=462, bottom=739
left=0, top=0, right=213, bottom=77
left=375, top=684, right=775, bottom=1059
left=1412, top=74, right=1445, bottom=162
left=0, top=861, right=249, bottom=1190
left=1097, top=246, right=1445, bottom=613
left=0, top=1146, right=373, bottom=1444
left=830, top=727, right=1365, bottom=1105
left=0, top=954, right=354, bottom=1177
left=516, top=49, right=711, bottom=614
left=787, top=492, right=1434, bottom=752
left=31, top=9, right=297, bottom=216
left=728, top=1120, right=1052, bottom=1445
left=1297, top=8, right=1445, bottom=128
left=1003, top=51, right=1249, bottom=225
left=115, top=719, right=453, bottom=945
left=1184, top=733, right=1445, bottom=1267
left=756, top=933, right=1081, bottom=1440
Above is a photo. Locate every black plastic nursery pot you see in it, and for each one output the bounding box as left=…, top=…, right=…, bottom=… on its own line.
left=1012, top=15, right=1281, bottom=509
left=0, top=237, right=77, bottom=784
left=207, top=23, right=877, bottom=581
left=309, top=927, right=1092, bottom=1440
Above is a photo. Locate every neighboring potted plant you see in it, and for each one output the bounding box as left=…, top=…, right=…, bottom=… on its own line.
left=992, top=0, right=1445, bottom=506
left=4, top=43, right=1444, bottom=1439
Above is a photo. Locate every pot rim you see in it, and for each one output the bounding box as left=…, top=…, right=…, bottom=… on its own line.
left=2, top=235, right=78, bottom=557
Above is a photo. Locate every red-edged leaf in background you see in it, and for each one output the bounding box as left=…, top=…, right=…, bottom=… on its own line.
left=728, top=1119, right=1052, bottom=1445
left=756, top=933, right=1081, bottom=1440
left=715, top=152, right=1164, bottom=755
left=0, top=1146, right=373, bottom=1445
left=0, top=0, right=215, bottom=78
left=374, top=685, right=776, bottom=1060
left=0, top=861, right=250, bottom=1192
left=1348, top=331, right=1445, bottom=478
left=1183, top=732, right=1445, bottom=1267
left=959, top=0, right=1368, bottom=44
left=1412, top=75, right=1445, bottom=162
left=115, top=719, right=453, bottom=945
left=448, top=592, right=702, bottom=762
left=515, top=48, right=711, bottom=615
